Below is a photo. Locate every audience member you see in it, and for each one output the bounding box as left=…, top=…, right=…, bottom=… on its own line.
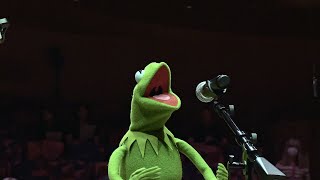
left=36, top=108, right=63, bottom=141
left=276, top=138, right=310, bottom=180
left=66, top=104, right=98, bottom=144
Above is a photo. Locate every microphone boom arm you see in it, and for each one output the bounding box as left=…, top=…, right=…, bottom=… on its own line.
left=212, top=100, right=286, bottom=180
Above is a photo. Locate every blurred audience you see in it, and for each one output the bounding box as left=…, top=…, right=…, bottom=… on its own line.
left=64, top=105, right=104, bottom=164
left=0, top=103, right=109, bottom=179
left=0, top=101, right=313, bottom=180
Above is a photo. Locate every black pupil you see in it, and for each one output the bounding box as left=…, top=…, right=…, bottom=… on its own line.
left=150, top=86, right=163, bottom=96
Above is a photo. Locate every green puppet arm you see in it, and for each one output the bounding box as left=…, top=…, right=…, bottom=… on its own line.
left=175, top=138, right=217, bottom=180
left=108, top=145, right=127, bottom=180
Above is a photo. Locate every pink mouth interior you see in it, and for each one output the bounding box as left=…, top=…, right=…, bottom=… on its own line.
left=143, top=66, right=178, bottom=106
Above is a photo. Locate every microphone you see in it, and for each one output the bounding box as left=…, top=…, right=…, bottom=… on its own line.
left=196, top=75, right=230, bottom=103
left=0, top=18, right=9, bottom=44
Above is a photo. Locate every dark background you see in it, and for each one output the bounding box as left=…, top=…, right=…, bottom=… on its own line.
left=0, top=0, right=320, bottom=179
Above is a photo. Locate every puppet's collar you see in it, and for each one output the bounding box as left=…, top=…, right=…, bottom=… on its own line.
left=119, top=127, right=176, bottom=158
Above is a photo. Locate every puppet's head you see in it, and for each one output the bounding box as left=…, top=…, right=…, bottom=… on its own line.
left=129, top=62, right=181, bottom=132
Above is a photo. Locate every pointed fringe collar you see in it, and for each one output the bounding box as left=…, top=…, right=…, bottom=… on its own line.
left=119, top=127, right=176, bottom=158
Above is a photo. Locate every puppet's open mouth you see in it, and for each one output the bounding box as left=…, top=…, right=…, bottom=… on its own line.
left=144, top=65, right=178, bottom=106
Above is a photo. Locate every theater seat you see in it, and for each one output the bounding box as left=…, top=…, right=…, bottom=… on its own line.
left=41, top=140, right=64, bottom=161
left=27, top=141, right=42, bottom=160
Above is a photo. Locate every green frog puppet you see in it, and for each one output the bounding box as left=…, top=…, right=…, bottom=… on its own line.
left=108, top=62, right=228, bottom=180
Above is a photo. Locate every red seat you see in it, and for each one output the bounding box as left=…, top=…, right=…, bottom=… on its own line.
left=27, top=141, right=42, bottom=160
left=41, top=140, right=64, bottom=161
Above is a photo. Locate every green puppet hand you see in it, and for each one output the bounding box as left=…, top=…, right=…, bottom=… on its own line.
left=216, top=163, right=228, bottom=180
left=129, top=166, right=161, bottom=180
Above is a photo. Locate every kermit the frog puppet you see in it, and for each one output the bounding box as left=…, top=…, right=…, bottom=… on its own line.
left=108, top=62, right=228, bottom=180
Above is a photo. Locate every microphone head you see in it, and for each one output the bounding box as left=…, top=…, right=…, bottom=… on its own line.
left=196, top=81, right=215, bottom=103
left=216, top=75, right=230, bottom=89
left=196, top=75, right=230, bottom=103
left=206, top=74, right=230, bottom=97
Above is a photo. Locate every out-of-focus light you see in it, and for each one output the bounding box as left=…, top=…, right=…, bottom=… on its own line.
left=186, top=5, right=192, bottom=9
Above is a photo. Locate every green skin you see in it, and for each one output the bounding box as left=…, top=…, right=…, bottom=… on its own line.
left=108, top=62, right=227, bottom=180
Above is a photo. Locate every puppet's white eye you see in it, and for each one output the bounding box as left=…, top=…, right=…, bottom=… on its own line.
left=135, top=70, right=144, bottom=83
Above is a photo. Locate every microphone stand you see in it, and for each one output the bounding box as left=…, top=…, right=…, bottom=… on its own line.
left=313, top=64, right=319, bottom=101
left=211, top=100, right=286, bottom=180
